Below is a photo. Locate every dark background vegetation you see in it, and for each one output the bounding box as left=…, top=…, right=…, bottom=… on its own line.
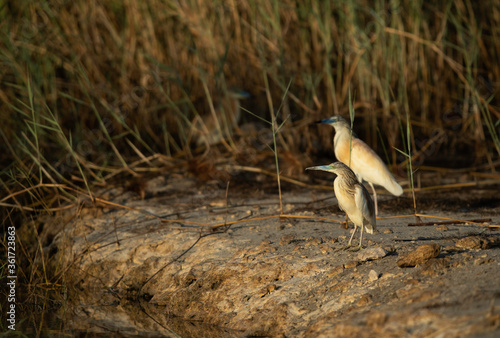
left=1, top=0, right=499, bottom=289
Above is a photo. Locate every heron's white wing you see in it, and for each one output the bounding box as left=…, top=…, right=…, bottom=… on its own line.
left=354, top=184, right=376, bottom=232
left=354, top=185, right=370, bottom=219
left=351, top=138, right=403, bottom=196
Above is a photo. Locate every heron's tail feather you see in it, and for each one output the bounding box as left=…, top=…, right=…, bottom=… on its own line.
left=385, top=179, right=403, bottom=196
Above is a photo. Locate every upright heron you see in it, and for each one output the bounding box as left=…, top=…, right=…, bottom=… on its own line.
left=306, top=162, right=376, bottom=250
left=318, top=115, right=403, bottom=215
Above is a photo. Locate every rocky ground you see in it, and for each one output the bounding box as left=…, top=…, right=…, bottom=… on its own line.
left=32, top=169, right=500, bottom=337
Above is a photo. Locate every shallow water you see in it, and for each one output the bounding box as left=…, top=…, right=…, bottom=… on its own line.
left=4, top=289, right=240, bottom=337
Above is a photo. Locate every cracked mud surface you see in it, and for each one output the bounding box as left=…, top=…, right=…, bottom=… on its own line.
left=34, top=171, right=500, bottom=337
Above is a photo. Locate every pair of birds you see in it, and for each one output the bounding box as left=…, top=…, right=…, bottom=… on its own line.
left=307, top=116, right=403, bottom=250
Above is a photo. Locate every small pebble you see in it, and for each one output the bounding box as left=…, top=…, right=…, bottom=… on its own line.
left=456, top=235, right=499, bottom=250
left=435, top=224, right=448, bottom=231
left=344, top=260, right=359, bottom=269
left=368, top=269, right=380, bottom=281
left=397, top=243, right=441, bottom=268
left=358, top=247, right=388, bottom=262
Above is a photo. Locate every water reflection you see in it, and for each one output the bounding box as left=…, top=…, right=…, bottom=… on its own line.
left=3, top=288, right=241, bottom=337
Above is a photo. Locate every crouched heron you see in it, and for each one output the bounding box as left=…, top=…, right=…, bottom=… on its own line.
left=306, top=162, right=376, bottom=250
left=318, top=116, right=403, bottom=215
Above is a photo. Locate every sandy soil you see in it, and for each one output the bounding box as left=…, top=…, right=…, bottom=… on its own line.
left=35, top=168, right=500, bottom=337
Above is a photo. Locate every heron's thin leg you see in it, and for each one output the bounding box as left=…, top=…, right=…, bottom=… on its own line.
left=334, top=225, right=358, bottom=252
left=347, top=227, right=364, bottom=252
left=347, top=226, right=357, bottom=246
left=368, top=182, right=378, bottom=216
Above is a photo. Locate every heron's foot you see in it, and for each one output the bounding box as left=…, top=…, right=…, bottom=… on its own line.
left=347, top=244, right=363, bottom=252
left=333, top=243, right=364, bottom=252
left=333, top=244, right=355, bottom=252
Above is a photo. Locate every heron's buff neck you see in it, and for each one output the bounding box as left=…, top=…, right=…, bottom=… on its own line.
left=333, top=122, right=356, bottom=151
left=335, top=168, right=358, bottom=196
left=332, top=119, right=351, bottom=132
